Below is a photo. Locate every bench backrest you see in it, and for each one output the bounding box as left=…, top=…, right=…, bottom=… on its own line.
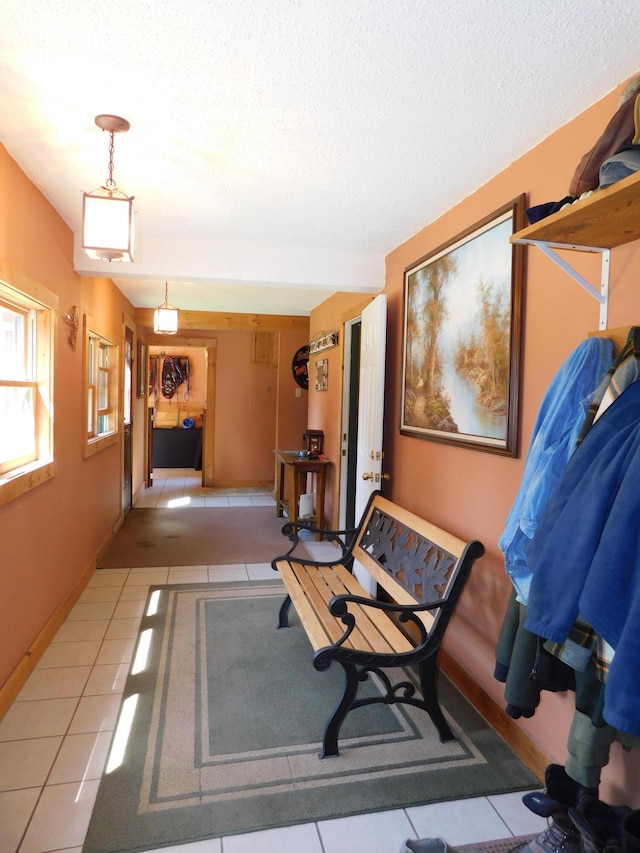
left=351, top=492, right=484, bottom=636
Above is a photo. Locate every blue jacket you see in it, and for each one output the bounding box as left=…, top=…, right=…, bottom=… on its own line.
left=525, top=379, right=640, bottom=735
left=499, top=337, right=613, bottom=603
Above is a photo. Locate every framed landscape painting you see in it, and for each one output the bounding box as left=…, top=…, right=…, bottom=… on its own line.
left=400, top=195, right=526, bottom=456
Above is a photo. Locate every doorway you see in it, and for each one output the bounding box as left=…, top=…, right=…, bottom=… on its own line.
left=146, top=345, right=210, bottom=486
left=142, top=331, right=277, bottom=492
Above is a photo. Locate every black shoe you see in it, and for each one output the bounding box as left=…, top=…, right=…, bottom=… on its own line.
left=523, top=764, right=597, bottom=816
left=545, top=764, right=595, bottom=808
left=568, top=793, right=631, bottom=853
left=524, top=792, right=570, bottom=819
left=520, top=813, right=581, bottom=853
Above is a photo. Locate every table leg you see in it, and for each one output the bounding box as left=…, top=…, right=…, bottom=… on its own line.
left=275, top=459, right=284, bottom=517
left=285, top=463, right=297, bottom=523
left=314, top=466, right=327, bottom=540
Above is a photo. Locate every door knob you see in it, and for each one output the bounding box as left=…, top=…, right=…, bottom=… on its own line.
left=362, top=472, right=374, bottom=480
left=381, top=473, right=390, bottom=480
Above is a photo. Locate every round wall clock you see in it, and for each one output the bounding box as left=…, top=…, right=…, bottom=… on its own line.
left=292, top=345, right=309, bottom=390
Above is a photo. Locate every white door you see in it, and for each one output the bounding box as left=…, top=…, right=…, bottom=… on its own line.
left=338, top=317, right=361, bottom=530
left=353, top=294, right=387, bottom=593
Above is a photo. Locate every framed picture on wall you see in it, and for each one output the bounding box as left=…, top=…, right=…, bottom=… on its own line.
left=137, top=341, right=146, bottom=397
left=315, top=358, right=328, bottom=391
left=400, top=194, right=526, bottom=456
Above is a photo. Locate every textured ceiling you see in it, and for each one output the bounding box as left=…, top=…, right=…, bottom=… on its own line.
left=1, top=0, right=639, bottom=316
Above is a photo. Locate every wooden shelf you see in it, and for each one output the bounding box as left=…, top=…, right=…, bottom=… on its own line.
left=510, top=169, right=640, bottom=250
left=510, top=169, right=640, bottom=329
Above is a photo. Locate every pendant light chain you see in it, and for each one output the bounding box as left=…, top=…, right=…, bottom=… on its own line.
left=106, top=131, right=116, bottom=189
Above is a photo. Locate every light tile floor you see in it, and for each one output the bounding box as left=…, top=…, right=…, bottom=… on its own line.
left=0, top=469, right=546, bottom=853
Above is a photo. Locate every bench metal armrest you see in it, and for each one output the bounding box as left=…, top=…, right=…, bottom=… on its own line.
left=270, top=522, right=357, bottom=570
left=335, top=592, right=440, bottom=630
left=331, top=592, right=443, bottom=616
left=314, top=594, right=445, bottom=667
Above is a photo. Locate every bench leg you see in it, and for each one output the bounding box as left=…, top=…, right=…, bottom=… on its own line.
left=277, top=595, right=292, bottom=628
left=419, top=655, right=455, bottom=742
left=320, top=661, right=359, bottom=758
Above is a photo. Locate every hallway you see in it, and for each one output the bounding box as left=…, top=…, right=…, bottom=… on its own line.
left=0, top=471, right=545, bottom=853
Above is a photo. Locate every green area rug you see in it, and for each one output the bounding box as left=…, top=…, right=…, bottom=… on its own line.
left=83, top=582, right=538, bottom=852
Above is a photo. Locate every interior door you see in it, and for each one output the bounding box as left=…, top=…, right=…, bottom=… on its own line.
left=339, top=318, right=361, bottom=530
left=353, top=293, right=387, bottom=593
left=146, top=406, right=154, bottom=488
left=123, top=327, right=134, bottom=514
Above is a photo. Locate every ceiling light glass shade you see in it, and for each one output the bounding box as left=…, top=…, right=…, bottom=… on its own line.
left=154, top=303, right=179, bottom=335
left=82, top=187, right=135, bottom=262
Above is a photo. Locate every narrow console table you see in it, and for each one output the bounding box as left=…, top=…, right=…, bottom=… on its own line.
left=274, top=450, right=331, bottom=538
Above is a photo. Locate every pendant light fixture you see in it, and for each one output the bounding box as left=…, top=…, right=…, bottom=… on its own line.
left=82, top=114, right=135, bottom=262
left=154, top=281, right=179, bottom=335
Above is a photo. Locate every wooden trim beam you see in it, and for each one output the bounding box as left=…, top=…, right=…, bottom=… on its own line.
left=134, top=308, right=310, bottom=333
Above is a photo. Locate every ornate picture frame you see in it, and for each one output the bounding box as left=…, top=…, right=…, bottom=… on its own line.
left=400, top=195, right=526, bottom=456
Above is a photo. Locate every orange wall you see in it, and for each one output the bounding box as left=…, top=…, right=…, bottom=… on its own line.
left=0, top=143, right=146, bottom=691
left=276, top=328, right=312, bottom=452
left=210, top=330, right=298, bottom=486
left=212, top=329, right=310, bottom=486
left=383, top=81, right=640, bottom=806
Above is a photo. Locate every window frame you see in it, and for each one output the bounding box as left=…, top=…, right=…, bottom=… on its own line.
left=83, top=317, right=119, bottom=456
left=0, top=277, right=56, bottom=508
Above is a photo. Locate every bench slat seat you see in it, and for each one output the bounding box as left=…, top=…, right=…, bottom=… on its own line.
left=272, top=490, right=484, bottom=758
left=276, top=560, right=414, bottom=655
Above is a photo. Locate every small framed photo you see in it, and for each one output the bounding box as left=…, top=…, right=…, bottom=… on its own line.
left=315, top=358, right=328, bottom=391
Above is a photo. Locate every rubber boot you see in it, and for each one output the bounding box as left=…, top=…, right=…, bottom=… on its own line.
left=622, top=811, right=640, bottom=853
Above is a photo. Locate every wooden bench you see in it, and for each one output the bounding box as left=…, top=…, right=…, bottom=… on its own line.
left=271, top=490, right=484, bottom=757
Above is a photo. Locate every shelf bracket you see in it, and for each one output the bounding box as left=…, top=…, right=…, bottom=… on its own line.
left=514, top=239, right=609, bottom=330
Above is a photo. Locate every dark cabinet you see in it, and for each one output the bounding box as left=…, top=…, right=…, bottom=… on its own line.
left=152, top=428, right=202, bottom=468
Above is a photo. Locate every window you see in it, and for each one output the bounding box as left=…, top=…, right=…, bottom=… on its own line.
left=85, top=323, right=118, bottom=452
left=0, top=279, right=55, bottom=506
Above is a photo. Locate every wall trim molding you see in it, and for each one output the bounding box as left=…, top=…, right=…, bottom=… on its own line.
left=0, top=560, right=96, bottom=721
left=440, top=647, right=547, bottom=783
